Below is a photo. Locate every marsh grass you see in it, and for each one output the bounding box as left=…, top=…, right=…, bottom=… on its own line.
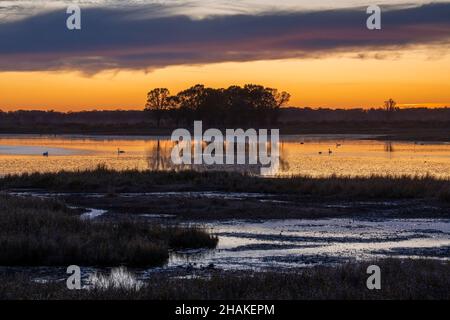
left=0, top=194, right=218, bottom=267
left=2, top=167, right=449, bottom=201
left=169, top=226, right=218, bottom=249
left=1, top=259, right=448, bottom=300
left=88, top=267, right=145, bottom=292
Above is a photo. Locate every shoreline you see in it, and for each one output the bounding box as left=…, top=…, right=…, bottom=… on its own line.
left=1, top=124, right=449, bottom=142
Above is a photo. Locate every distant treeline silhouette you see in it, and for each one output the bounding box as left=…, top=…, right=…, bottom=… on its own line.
left=145, top=84, right=291, bottom=127
left=1, top=107, right=450, bottom=127
left=279, top=107, right=450, bottom=123
left=1, top=84, right=450, bottom=131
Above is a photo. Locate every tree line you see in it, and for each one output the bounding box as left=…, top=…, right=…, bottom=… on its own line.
left=145, top=84, right=291, bottom=127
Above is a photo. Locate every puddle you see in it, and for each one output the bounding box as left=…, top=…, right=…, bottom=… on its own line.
left=80, top=208, right=107, bottom=220
left=139, top=213, right=177, bottom=219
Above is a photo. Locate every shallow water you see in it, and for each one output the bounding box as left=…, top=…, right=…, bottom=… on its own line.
left=169, top=218, right=450, bottom=270
left=5, top=217, right=448, bottom=283
left=1, top=134, right=450, bottom=177
left=8, top=190, right=450, bottom=272
left=2, top=207, right=449, bottom=280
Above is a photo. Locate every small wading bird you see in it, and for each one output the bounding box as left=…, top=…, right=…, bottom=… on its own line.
left=42, top=152, right=49, bottom=157
left=117, top=148, right=125, bottom=155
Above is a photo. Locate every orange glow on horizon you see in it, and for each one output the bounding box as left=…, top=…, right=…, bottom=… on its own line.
left=1, top=50, right=449, bottom=111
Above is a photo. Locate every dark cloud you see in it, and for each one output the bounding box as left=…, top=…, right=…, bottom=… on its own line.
left=0, top=3, right=449, bottom=72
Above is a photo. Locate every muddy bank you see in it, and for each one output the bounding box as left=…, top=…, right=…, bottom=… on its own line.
left=373, top=246, right=450, bottom=258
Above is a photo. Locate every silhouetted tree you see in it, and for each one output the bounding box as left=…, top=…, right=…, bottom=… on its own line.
left=224, top=85, right=254, bottom=125
left=175, top=84, right=206, bottom=126
left=145, top=88, right=171, bottom=127
left=166, top=95, right=182, bottom=126
left=266, top=87, right=290, bottom=124
left=384, top=98, right=399, bottom=121
left=384, top=98, right=398, bottom=112
left=143, top=84, right=287, bottom=127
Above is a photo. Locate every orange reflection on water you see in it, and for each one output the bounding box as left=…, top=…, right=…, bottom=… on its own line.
left=0, top=135, right=449, bottom=178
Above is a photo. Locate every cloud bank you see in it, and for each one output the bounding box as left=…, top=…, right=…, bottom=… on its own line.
left=0, top=3, right=449, bottom=72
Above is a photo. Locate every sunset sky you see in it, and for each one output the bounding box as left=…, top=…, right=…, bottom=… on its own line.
left=0, top=0, right=449, bottom=111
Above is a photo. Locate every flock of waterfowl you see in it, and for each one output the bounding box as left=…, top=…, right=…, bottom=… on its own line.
left=42, top=141, right=344, bottom=157
left=314, top=142, right=342, bottom=155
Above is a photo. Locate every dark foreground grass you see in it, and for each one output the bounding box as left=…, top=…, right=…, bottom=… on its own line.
left=1, top=259, right=448, bottom=300
left=0, top=195, right=218, bottom=267
left=1, top=167, right=450, bottom=201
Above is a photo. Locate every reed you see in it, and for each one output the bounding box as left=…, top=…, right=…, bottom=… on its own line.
left=1, top=259, right=448, bottom=300
left=0, top=194, right=218, bottom=267
left=1, top=167, right=449, bottom=201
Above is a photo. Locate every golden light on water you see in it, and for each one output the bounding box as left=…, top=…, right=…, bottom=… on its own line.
left=1, top=135, right=449, bottom=178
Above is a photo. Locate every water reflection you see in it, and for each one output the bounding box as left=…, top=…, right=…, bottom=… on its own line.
left=146, top=140, right=175, bottom=171
left=384, top=142, right=395, bottom=153
left=145, top=138, right=287, bottom=175
left=168, top=218, right=450, bottom=270
left=0, top=135, right=449, bottom=178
